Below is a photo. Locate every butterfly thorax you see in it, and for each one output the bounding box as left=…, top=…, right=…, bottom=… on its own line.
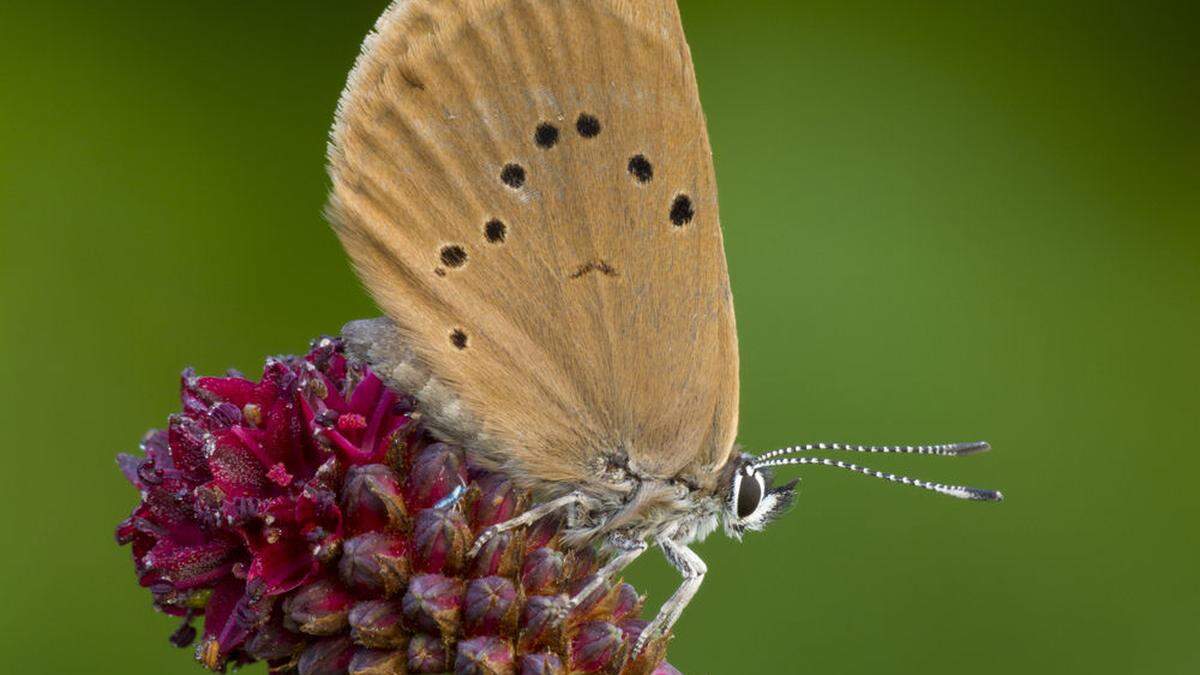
left=553, top=467, right=725, bottom=548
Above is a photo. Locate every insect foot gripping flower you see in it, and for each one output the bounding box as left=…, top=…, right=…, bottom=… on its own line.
left=115, top=337, right=681, bottom=675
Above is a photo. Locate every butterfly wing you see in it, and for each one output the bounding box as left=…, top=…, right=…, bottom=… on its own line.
left=328, top=0, right=738, bottom=492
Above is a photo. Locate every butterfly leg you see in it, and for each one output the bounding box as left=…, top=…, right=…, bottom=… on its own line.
left=467, top=491, right=593, bottom=558
left=564, top=533, right=648, bottom=612
left=634, top=537, right=707, bottom=656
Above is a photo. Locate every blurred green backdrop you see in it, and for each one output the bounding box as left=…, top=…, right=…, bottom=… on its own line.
left=2, top=1, right=1197, bottom=672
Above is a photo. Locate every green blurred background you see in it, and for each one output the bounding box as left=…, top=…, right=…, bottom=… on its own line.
left=2, top=1, right=1197, bottom=672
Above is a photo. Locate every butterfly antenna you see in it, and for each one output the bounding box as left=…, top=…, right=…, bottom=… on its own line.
left=753, top=441, right=990, bottom=464
left=751, top=456, right=1003, bottom=502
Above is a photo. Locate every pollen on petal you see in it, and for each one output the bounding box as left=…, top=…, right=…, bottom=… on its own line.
left=267, top=463, right=293, bottom=487
left=337, top=412, right=368, bottom=434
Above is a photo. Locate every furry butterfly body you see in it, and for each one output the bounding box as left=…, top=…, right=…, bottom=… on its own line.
left=328, top=0, right=1000, bottom=657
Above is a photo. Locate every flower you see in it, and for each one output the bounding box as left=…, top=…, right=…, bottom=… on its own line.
left=116, top=336, right=678, bottom=674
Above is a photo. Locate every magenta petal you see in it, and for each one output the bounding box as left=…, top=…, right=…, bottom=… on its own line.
left=295, top=487, right=342, bottom=537
left=208, top=440, right=267, bottom=497
left=203, top=577, right=243, bottom=640
left=263, top=399, right=299, bottom=465
left=117, top=453, right=143, bottom=486
left=321, top=427, right=373, bottom=463
left=140, top=537, right=237, bottom=590
left=348, top=371, right=384, bottom=416
left=140, top=429, right=174, bottom=470
left=197, top=376, right=258, bottom=407
left=168, top=414, right=212, bottom=481
left=306, top=338, right=347, bottom=383
left=139, top=481, right=204, bottom=542
left=359, top=385, right=394, bottom=460
left=249, top=538, right=318, bottom=595
left=197, top=577, right=246, bottom=668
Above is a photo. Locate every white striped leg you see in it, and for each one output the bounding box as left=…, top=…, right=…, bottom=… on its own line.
left=633, top=538, right=707, bottom=656
left=752, top=456, right=1003, bottom=501
left=467, top=491, right=592, bottom=558
left=565, top=534, right=647, bottom=612
left=754, top=440, right=990, bottom=464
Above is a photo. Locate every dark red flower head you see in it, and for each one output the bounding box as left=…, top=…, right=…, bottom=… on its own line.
left=117, top=337, right=678, bottom=674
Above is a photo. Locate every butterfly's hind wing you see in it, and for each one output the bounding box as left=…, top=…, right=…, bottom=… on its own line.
left=328, top=0, right=738, bottom=492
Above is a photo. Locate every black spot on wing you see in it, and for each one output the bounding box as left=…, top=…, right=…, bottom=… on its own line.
left=628, top=155, right=653, bottom=183
left=500, top=163, right=526, bottom=189
left=670, top=195, right=695, bottom=227
left=576, top=113, right=601, bottom=138
left=484, top=219, right=506, bottom=243
left=534, top=123, right=559, bottom=149
left=440, top=245, right=468, bottom=268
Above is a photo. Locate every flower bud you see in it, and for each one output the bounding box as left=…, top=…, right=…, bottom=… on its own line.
left=567, top=547, right=599, bottom=583
left=525, top=515, right=562, bottom=550
left=348, top=600, right=405, bottom=649
left=349, top=647, right=408, bottom=675
left=520, top=548, right=565, bottom=596
left=456, top=636, right=516, bottom=675
left=402, top=573, right=464, bottom=636
left=412, top=507, right=472, bottom=574
left=609, top=583, right=642, bottom=622
left=404, top=443, right=467, bottom=509
left=244, top=615, right=306, bottom=661
left=298, top=635, right=355, bottom=675
left=519, top=652, right=565, bottom=675
left=468, top=530, right=523, bottom=579
left=567, top=574, right=610, bottom=619
left=407, top=632, right=449, bottom=673
left=472, top=475, right=523, bottom=528
left=618, top=618, right=648, bottom=646
left=463, top=576, right=519, bottom=638
left=339, top=532, right=409, bottom=596
left=518, top=595, right=566, bottom=653
left=619, top=620, right=670, bottom=675
left=570, top=621, right=625, bottom=673
left=283, top=578, right=353, bottom=636
left=342, top=464, right=407, bottom=533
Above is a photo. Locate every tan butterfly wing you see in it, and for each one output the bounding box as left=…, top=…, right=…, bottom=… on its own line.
left=327, top=0, right=738, bottom=493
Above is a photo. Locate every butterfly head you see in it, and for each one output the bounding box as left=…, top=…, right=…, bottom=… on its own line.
left=721, top=454, right=798, bottom=539
left=719, top=441, right=1002, bottom=540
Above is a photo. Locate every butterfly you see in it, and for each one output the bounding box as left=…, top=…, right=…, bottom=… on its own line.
left=325, top=0, right=1001, bottom=657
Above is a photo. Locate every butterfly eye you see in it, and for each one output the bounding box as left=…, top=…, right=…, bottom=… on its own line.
left=736, top=469, right=765, bottom=520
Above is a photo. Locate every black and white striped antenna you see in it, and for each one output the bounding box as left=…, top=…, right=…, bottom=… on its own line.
left=754, top=441, right=990, bottom=464
left=751, top=441, right=1002, bottom=502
